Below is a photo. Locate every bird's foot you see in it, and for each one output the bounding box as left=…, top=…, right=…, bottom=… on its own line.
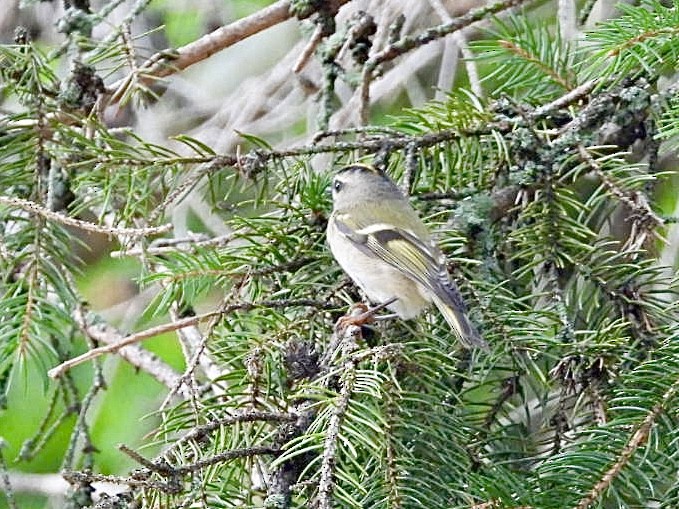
left=335, top=303, right=371, bottom=332
left=334, top=298, right=397, bottom=333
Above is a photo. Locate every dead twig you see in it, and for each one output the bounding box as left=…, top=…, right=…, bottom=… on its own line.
left=0, top=196, right=171, bottom=237
left=106, top=0, right=352, bottom=107
left=359, top=0, right=532, bottom=123
left=48, top=299, right=335, bottom=378
left=48, top=310, right=220, bottom=379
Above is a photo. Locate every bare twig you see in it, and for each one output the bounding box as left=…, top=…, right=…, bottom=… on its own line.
left=48, top=310, right=221, bottom=379
left=62, top=470, right=178, bottom=493
left=294, top=24, right=325, bottom=73
left=49, top=299, right=336, bottom=378
left=73, top=308, right=188, bottom=396
left=369, top=0, right=528, bottom=69
left=359, top=0, right=532, bottom=123
left=0, top=196, right=171, bottom=237
left=171, top=411, right=297, bottom=453
left=174, top=446, right=279, bottom=474
left=530, top=79, right=597, bottom=119
left=106, top=0, right=352, bottom=105
left=122, top=441, right=279, bottom=477
left=119, top=444, right=173, bottom=475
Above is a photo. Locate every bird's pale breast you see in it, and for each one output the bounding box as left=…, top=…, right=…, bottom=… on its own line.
left=327, top=218, right=430, bottom=318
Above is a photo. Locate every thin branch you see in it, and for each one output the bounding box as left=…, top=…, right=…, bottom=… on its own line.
left=73, top=307, right=188, bottom=396
left=359, top=0, right=533, bottom=123
left=171, top=411, right=298, bottom=452
left=0, top=196, right=171, bottom=237
left=48, top=310, right=220, bottom=379
left=530, top=79, right=597, bottom=119
left=62, top=470, right=179, bottom=494
left=370, top=0, right=529, bottom=70
left=105, top=0, right=352, bottom=105
left=119, top=444, right=173, bottom=476
left=48, top=299, right=336, bottom=378
left=573, top=376, right=679, bottom=509
left=294, top=23, right=325, bottom=73
left=16, top=120, right=506, bottom=192
left=317, top=322, right=361, bottom=509
left=174, top=446, right=279, bottom=474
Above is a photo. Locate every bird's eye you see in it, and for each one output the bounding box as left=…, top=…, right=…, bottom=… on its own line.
left=333, top=180, right=343, bottom=193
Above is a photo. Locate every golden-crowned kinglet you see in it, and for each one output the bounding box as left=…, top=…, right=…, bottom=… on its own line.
left=327, top=164, right=487, bottom=349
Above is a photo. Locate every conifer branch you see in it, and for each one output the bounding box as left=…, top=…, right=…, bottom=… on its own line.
left=2, top=0, right=679, bottom=506
left=0, top=196, right=172, bottom=237
left=573, top=376, right=679, bottom=509
left=497, top=39, right=573, bottom=90
left=577, top=145, right=663, bottom=227
left=317, top=323, right=361, bottom=509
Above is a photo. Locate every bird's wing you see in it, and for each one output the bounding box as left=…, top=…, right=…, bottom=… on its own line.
left=332, top=210, right=446, bottom=294
left=333, top=208, right=486, bottom=348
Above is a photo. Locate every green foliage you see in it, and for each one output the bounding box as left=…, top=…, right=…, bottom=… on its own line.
left=584, top=0, right=679, bottom=82
left=472, top=17, right=576, bottom=100
left=1, top=1, right=679, bottom=508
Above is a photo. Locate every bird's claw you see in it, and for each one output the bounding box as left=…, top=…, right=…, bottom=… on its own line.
left=335, top=303, right=372, bottom=332
left=334, top=298, right=398, bottom=333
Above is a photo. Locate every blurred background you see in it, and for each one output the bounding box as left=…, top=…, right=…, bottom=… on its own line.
left=1, top=0, right=678, bottom=507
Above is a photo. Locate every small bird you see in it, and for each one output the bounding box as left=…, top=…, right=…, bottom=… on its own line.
left=326, top=164, right=487, bottom=349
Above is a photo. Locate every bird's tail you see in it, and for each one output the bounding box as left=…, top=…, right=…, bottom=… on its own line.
left=432, top=293, right=488, bottom=350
